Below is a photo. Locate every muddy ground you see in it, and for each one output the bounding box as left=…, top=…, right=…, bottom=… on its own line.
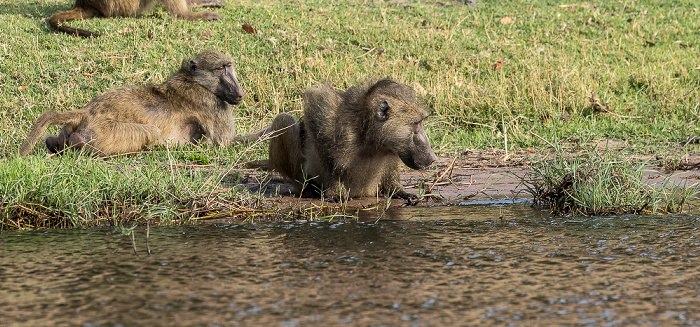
left=235, top=149, right=700, bottom=211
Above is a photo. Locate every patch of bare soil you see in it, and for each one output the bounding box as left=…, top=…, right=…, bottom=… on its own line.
left=235, top=149, right=700, bottom=212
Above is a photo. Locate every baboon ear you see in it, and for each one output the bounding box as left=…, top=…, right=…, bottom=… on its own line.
left=376, top=100, right=390, bottom=121
left=188, top=60, right=197, bottom=75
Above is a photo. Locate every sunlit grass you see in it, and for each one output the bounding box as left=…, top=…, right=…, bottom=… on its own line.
left=0, top=0, right=699, bottom=227
left=2, top=0, right=699, bottom=155
left=522, top=144, right=699, bottom=216
left=0, top=148, right=261, bottom=229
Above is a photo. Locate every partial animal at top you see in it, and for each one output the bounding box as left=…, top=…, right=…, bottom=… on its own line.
left=49, top=0, right=225, bottom=37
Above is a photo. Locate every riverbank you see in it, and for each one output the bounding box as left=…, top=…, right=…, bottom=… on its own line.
left=2, top=0, right=699, bottom=228
left=235, top=149, right=700, bottom=216
left=2, top=147, right=699, bottom=229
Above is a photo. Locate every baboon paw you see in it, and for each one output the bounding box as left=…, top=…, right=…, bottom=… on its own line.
left=394, top=191, right=419, bottom=204
left=199, top=12, right=222, bottom=21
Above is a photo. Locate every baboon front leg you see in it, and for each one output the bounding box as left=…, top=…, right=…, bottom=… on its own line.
left=392, top=189, right=418, bottom=201
left=187, top=0, right=225, bottom=8
left=269, top=113, right=305, bottom=190
left=318, top=179, right=349, bottom=202
left=166, top=0, right=222, bottom=21
left=382, top=168, right=417, bottom=200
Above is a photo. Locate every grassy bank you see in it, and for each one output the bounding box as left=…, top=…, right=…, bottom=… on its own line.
left=0, top=147, right=269, bottom=228
left=1, top=0, right=699, bottom=227
left=522, top=144, right=699, bottom=216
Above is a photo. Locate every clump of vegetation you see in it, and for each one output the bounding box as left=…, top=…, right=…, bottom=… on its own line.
left=0, top=151, right=264, bottom=229
left=522, top=147, right=699, bottom=216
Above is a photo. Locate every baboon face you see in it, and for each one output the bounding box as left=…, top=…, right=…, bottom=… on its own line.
left=402, top=118, right=437, bottom=169
left=188, top=50, right=245, bottom=105
left=372, top=85, right=437, bottom=170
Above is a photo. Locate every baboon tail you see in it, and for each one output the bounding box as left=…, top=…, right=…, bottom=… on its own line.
left=19, top=111, right=85, bottom=156
left=48, top=7, right=101, bottom=38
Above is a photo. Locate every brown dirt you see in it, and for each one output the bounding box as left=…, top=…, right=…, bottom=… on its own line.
left=235, top=150, right=700, bottom=211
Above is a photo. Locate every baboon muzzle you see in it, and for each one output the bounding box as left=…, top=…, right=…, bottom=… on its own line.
left=400, top=131, right=437, bottom=170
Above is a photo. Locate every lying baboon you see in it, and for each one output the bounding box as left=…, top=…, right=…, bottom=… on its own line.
left=264, top=79, right=437, bottom=200
left=19, top=50, right=244, bottom=156
left=49, top=0, right=225, bottom=37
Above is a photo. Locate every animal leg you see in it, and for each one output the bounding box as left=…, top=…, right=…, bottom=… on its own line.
left=165, top=0, right=222, bottom=21
left=268, top=113, right=305, bottom=190
left=187, top=0, right=225, bottom=8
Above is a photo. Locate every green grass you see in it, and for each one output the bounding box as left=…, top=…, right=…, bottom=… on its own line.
left=522, top=143, right=699, bottom=216
left=0, top=0, right=699, bottom=227
left=0, top=147, right=265, bottom=228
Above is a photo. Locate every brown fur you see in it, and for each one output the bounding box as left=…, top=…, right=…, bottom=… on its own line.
left=264, top=79, right=437, bottom=200
left=49, top=0, right=225, bottom=37
left=19, top=50, right=244, bottom=156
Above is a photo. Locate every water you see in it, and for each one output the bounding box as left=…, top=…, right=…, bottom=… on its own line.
left=1, top=201, right=699, bottom=326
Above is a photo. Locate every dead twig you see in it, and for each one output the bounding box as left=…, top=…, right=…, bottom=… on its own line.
left=428, top=157, right=458, bottom=193
left=529, top=131, right=555, bottom=148
left=354, top=47, right=376, bottom=59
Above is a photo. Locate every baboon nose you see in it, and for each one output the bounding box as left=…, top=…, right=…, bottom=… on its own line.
left=424, top=151, right=437, bottom=167
left=229, top=93, right=244, bottom=105
left=414, top=150, right=437, bottom=169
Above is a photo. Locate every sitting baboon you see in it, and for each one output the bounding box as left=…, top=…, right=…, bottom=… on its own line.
left=19, top=50, right=244, bottom=156
left=264, top=79, right=437, bottom=200
left=49, top=0, right=225, bottom=37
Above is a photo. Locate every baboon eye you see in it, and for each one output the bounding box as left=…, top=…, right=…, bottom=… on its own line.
left=413, top=120, right=422, bottom=131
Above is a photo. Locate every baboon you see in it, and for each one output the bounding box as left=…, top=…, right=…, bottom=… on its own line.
left=265, top=79, right=437, bottom=200
left=19, top=50, right=244, bottom=156
left=49, top=0, right=225, bottom=37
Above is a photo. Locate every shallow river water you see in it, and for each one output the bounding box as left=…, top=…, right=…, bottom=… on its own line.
left=1, top=200, right=699, bottom=326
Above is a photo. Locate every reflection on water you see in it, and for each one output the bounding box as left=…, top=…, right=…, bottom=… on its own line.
left=1, top=202, right=699, bottom=326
